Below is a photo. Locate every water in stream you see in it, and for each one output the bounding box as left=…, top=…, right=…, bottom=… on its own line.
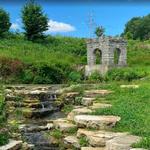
left=6, top=85, right=67, bottom=150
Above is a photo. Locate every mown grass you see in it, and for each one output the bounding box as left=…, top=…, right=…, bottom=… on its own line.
left=93, top=80, right=150, bottom=149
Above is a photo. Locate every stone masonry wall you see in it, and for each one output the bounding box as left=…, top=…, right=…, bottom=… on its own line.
left=85, top=36, right=127, bottom=76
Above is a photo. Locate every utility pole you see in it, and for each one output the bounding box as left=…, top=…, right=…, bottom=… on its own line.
left=87, top=11, right=96, bottom=38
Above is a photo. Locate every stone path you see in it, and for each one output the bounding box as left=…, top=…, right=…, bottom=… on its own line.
left=51, top=89, right=146, bottom=150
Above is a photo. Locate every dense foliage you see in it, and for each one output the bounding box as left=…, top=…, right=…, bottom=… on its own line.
left=123, top=14, right=150, bottom=40
left=0, top=8, right=11, bottom=37
left=22, top=1, right=48, bottom=41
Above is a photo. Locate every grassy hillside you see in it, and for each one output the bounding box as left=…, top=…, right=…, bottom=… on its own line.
left=0, top=36, right=150, bottom=84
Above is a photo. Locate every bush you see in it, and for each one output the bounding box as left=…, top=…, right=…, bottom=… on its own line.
left=88, top=71, right=104, bottom=82
left=0, top=8, right=11, bottom=37
left=106, top=68, right=147, bottom=81
left=68, top=71, right=82, bottom=83
left=0, top=57, right=24, bottom=79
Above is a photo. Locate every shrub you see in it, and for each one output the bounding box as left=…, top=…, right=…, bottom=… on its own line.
left=68, top=71, right=82, bottom=83
left=0, top=8, right=11, bottom=37
left=0, top=57, right=24, bottom=79
left=88, top=71, right=104, bottom=82
left=106, top=68, right=147, bottom=81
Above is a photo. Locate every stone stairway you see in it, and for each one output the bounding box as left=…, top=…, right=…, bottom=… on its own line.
left=51, top=89, right=145, bottom=150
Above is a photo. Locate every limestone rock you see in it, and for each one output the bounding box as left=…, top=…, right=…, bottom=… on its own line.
left=120, top=85, right=139, bottom=89
left=67, top=108, right=92, bottom=121
left=65, top=92, right=79, bottom=98
left=54, top=122, right=76, bottom=132
left=77, top=129, right=127, bottom=147
left=84, top=90, right=113, bottom=97
left=64, top=136, right=80, bottom=149
left=74, top=115, right=121, bottom=129
left=89, top=103, right=112, bottom=110
left=81, top=97, right=95, bottom=106
left=81, top=147, right=106, bottom=150
left=130, top=148, right=147, bottom=150
left=46, top=123, right=54, bottom=130
left=0, top=140, right=22, bottom=150
left=106, top=135, right=141, bottom=150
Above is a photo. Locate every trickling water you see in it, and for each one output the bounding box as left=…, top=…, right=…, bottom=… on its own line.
left=41, top=103, right=45, bottom=109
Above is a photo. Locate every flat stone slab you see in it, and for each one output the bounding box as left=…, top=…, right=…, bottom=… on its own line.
left=64, top=136, right=80, bottom=149
left=67, top=108, right=92, bottom=121
left=74, top=115, right=121, bottom=129
left=0, top=140, right=22, bottom=150
left=54, top=122, right=76, bottom=132
left=130, top=148, right=147, bottom=150
left=77, top=129, right=127, bottom=147
left=81, top=147, right=106, bottom=150
left=81, top=97, right=95, bottom=106
left=89, top=103, right=112, bottom=110
left=120, top=85, right=139, bottom=89
left=84, top=90, right=113, bottom=97
left=106, top=135, right=141, bottom=150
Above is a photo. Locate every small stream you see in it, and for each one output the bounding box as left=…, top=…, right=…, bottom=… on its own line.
left=6, top=85, right=67, bottom=150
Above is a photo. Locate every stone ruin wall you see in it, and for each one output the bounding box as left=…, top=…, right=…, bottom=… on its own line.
left=85, top=36, right=127, bottom=76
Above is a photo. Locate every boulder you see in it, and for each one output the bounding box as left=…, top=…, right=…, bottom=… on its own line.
left=106, top=135, right=141, bottom=150
left=0, top=140, right=22, bottom=150
left=74, top=115, right=121, bottom=129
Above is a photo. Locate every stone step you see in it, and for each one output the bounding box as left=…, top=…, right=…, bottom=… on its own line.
left=67, top=107, right=92, bottom=121
left=81, top=97, right=95, bottom=106
left=0, top=139, right=22, bottom=150
left=64, top=136, right=80, bottom=149
left=54, top=121, right=76, bottom=132
left=120, top=85, right=139, bottom=89
left=77, top=129, right=127, bottom=147
left=84, top=90, right=113, bottom=97
left=106, top=135, right=141, bottom=150
left=81, top=147, right=106, bottom=150
left=89, top=103, right=112, bottom=110
left=74, top=115, right=121, bottom=129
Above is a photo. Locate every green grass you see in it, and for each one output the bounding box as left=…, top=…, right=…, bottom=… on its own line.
left=92, top=80, right=150, bottom=149
left=0, top=36, right=86, bottom=65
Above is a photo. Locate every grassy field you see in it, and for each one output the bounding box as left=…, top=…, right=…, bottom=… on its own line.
left=92, top=79, right=150, bottom=149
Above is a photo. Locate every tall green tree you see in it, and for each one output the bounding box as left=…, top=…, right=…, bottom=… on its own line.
left=95, top=26, right=105, bottom=37
left=0, top=8, right=11, bottom=37
left=123, top=14, right=150, bottom=40
left=22, top=0, right=49, bottom=41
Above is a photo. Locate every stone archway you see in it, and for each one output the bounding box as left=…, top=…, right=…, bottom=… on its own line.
left=93, top=49, right=102, bottom=65
left=114, top=48, right=121, bottom=65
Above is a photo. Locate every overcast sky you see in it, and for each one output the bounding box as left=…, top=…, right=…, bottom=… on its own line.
left=1, top=1, right=150, bottom=37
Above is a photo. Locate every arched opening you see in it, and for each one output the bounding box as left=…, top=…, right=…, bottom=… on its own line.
left=114, top=48, right=121, bottom=64
left=94, top=49, right=102, bottom=64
